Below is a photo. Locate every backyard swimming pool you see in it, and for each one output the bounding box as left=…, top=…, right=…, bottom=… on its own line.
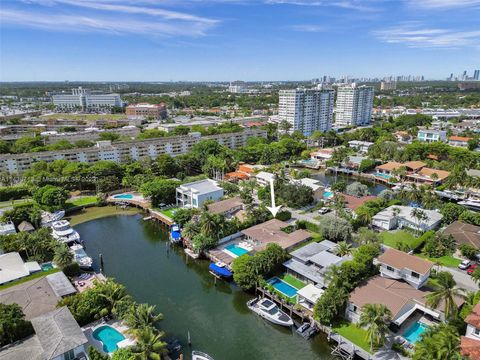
left=268, top=277, right=298, bottom=298
left=323, top=191, right=333, bottom=198
left=374, top=173, right=392, bottom=180
left=224, top=243, right=250, bottom=257
left=403, top=321, right=428, bottom=344
left=113, top=194, right=134, bottom=200
left=92, top=325, right=126, bottom=353
left=41, top=262, right=54, bottom=271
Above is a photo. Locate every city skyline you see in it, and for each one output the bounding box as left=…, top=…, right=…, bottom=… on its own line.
left=1, top=0, right=480, bottom=81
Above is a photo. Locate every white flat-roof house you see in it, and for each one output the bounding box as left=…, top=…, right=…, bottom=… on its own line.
left=348, top=140, right=373, bottom=154
left=376, top=248, right=433, bottom=289
left=0, top=252, right=41, bottom=285
left=372, top=205, right=443, bottom=232
left=176, top=179, right=224, bottom=209
left=255, top=171, right=276, bottom=187
left=417, top=129, right=447, bottom=143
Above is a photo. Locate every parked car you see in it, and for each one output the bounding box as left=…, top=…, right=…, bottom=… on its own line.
left=318, top=207, right=331, bottom=215
left=467, top=264, right=478, bottom=275
left=459, top=260, right=475, bottom=270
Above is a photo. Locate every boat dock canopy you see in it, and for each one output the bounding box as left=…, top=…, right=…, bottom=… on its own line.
left=209, top=263, right=232, bottom=277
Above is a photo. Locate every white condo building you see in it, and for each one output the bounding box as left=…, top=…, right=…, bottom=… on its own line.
left=52, top=87, right=122, bottom=110
left=335, top=84, right=374, bottom=127
left=278, top=88, right=334, bottom=136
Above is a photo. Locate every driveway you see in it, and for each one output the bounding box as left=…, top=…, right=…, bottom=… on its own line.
left=440, top=266, right=478, bottom=292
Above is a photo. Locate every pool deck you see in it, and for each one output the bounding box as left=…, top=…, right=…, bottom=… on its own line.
left=73, top=272, right=106, bottom=293
left=82, top=319, right=135, bottom=355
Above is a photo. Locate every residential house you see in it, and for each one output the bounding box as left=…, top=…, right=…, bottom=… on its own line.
left=283, top=240, right=349, bottom=287
left=0, top=252, right=41, bottom=286
left=376, top=248, right=433, bottom=289
left=296, top=284, right=324, bottom=312
left=372, top=205, right=443, bottom=232
left=340, top=194, right=377, bottom=212
left=255, top=171, right=276, bottom=187
left=375, top=162, right=404, bottom=177
left=394, top=131, right=412, bottom=143
left=417, top=129, right=447, bottom=143
left=342, top=156, right=368, bottom=172
left=443, top=221, right=480, bottom=249
left=375, top=161, right=449, bottom=184
left=176, top=179, right=224, bottom=209
left=348, top=141, right=373, bottom=154
left=0, top=306, right=88, bottom=360
left=310, top=148, right=334, bottom=164
left=207, top=196, right=245, bottom=220
left=461, top=303, right=480, bottom=359
left=291, top=178, right=324, bottom=201
left=407, top=167, right=450, bottom=184
left=449, top=136, right=472, bottom=148
left=224, top=163, right=264, bottom=182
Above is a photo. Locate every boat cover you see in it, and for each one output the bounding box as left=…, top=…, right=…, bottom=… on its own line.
left=171, top=226, right=181, bottom=240
left=209, top=263, right=232, bottom=277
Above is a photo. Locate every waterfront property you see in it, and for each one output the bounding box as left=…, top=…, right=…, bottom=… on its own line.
left=291, top=178, right=325, bottom=202
left=374, top=160, right=449, bottom=184
left=0, top=306, right=88, bottom=360
left=207, top=196, right=245, bottom=220
left=176, top=179, right=224, bottom=209
left=339, top=194, right=377, bottom=212
left=83, top=321, right=134, bottom=355
left=372, top=205, right=443, bottom=232
left=461, top=303, right=480, bottom=358
left=376, top=248, right=433, bottom=289
left=296, top=284, right=324, bottom=312
left=0, top=252, right=41, bottom=285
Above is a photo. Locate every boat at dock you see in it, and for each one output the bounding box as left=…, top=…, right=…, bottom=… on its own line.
left=170, top=224, right=182, bottom=243
left=458, top=198, right=480, bottom=211
left=51, top=220, right=81, bottom=243
left=192, top=351, right=215, bottom=360
left=41, top=210, right=65, bottom=227
left=70, top=244, right=93, bottom=269
left=246, top=298, right=293, bottom=327
left=296, top=322, right=318, bottom=340
left=208, top=262, right=232, bottom=278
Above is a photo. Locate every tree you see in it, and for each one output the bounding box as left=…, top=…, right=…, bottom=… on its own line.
left=0, top=303, right=33, bottom=346
left=471, top=267, right=480, bottom=285
left=191, top=233, right=217, bottom=253
left=318, top=216, right=353, bottom=242
left=410, top=208, right=428, bottom=233
left=53, top=243, right=74, bottom=268
left=111, top=348, right=136, bottom=360
left=334, top=241, right=353, bottom=256
left=171, top=208, right=196, bottom=226
left=459, top=243, right=478, bottom=260
left=356, top=227, right=380, bottom=245
left=140, top=179, right=181, bottom=207
left=88, top=346, right=110, bottom=360
left=413, top=324, right=461, bottom=360
left=279, top=119, right=292, bottom=134
left=131, top=327, right=167, bottom=360
left=426, top=271, right=464, bottom=320
left=232, top=255, right=259, bottom=290
left=440, top=203, right=464, bottom=225
left=422, top=233, right=456, bottom=258
left=125, top=304, right=163, bottom=333
left=358, top=304, right=392, bottom=353
left=33, top=185, right=69, bottom=210
left=345, top=182, right=370, bottom=197
left=97, top=280, right=131, bottom=318
left=155, top=154, right=179, bottom=177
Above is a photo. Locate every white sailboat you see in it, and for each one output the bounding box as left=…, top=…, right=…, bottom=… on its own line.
left=246, top=298, right=293, bottom=327
left=51, top=220, right=81, bottom=243
left=192, top=351, right=214, bottom=360
left=70, top=244, right=93, bottom=269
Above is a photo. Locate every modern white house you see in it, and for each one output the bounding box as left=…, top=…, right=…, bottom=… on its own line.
left=417, top=129, right=447, bottom=142
left=347, top=140, right=373, bottom=154
left=372, top=205, right=443, bottom=232
left=376, top=248, right=433, bottom=289
left=255, top=171, right=276, bottom=187
left=176, top=179, right=224, bottom=209
left=0, top=252, right=41, bottom=285
left=296, top=284, right=324, bottom=312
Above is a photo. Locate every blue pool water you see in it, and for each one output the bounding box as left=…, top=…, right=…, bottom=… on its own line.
left=225, top=244, right=250, bottom=257
left=113, top=194, right=134, bottom=200
left=41, top=262, right=54, bottom=271
left=323, top=191, right=333, bottom=198
left=403, top=321, right=428, bottom=343
left=92, top=325, right=125, bottom=353
left=374, top=172, right=392, bottom=180
left=268, top=277, right=298, bottom=298
left=299, top=159, right=318, bottom=165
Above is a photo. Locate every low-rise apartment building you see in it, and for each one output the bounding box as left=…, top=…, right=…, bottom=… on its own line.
left=0, top=129, right=267, bottom=174
left=41, top=125, right=140, bottom=144
left=126, top=103, right=167, bottom=120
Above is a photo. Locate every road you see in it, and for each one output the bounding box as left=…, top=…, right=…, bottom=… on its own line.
left=440, top=266, right=478, bottom=292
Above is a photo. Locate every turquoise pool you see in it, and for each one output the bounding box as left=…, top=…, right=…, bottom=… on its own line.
left=92, top=325, right=125, bottom=353
left=41, top=262, right=54, bottom=271
left=113, top=194, right=134, bottom=200
left=375, top=172, right=392, bottom=180
left=403, top=321, right=428, bottom=343
left=268, top=277, right=298, bottom=298
left=323, top=191, right=333, bottom=198
left=225, top=244, right=250, bottom=257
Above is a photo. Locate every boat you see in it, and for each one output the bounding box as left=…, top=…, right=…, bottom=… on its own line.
left=51, top=220, right=81, bottom=243
left=192, top=351, right=214, bottom=360
left=208, top=262, right=232, bottom=278
left=170, top=224, right=182, bottom=243
left=40, top=210, right=65, bottom=227
left=70, top=244, right=93, bottom=269
left=458, top=198, right=480, bottom=211
left=296, top=322, right=318, bottom=340
left=246, top=298, right=294, bottom=327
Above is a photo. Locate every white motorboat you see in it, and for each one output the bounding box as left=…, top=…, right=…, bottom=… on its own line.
left=70, top=244, right=93, bottom=269
left=246, top=298, right=294, bottom=327
left=51, top=220, right=81, bottom=243
left=458, top=198, right=480, bottom=211
left=40, top=210, right=66, bottom=227
left=192, top=351, right=214, bottom=360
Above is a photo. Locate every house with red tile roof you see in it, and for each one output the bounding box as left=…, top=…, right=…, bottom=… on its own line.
left=449, top=136, right=472, bottom=148
left=461, top=303, right=480, bottom=359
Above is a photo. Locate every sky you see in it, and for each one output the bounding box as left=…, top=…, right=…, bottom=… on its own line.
left=0, top=0, right=479, bottom=81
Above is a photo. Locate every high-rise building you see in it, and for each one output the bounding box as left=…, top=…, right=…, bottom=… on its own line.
left=278, top=88, right=335, bottom=136
left=335, top=84, right=374, bottom=127
left=228, top=81, right=247, bottom=93
left=52, top=87, right=122, bottom=110
left=474, top=70, right=480, bottom=81
left=381, top=81, right=397, bottom=91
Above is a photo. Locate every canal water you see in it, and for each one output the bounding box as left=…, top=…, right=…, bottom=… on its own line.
left=312, top=170, right=389, bottom=196
left=76, top=215, right=336, bottom=360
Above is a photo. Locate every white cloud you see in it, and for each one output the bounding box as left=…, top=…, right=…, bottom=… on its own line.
left=410, top=0, right=480, bottom=9
left=290, top=24, right=325, bottom=32
left=375, top=23, right=480, bottom=48
left=265, top=0, right=378, bottom=11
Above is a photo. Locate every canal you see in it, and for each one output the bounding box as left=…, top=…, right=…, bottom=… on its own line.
left=312, top=170, right=389, bottom=196
left=76, top=214, right=336, bottom=360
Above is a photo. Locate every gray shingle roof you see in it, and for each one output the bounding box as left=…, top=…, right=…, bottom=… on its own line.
left=46, top=272, right=76, bottom=297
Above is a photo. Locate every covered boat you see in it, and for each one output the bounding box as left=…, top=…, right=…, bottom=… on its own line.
left=209, top=262, right=232, bottom=278
left=170, top=224, right=182, bottom=243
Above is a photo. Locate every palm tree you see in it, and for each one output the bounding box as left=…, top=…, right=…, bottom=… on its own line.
left=279, top=119, right=292, bottom=135
left=334, top=241, right=353, bottom=257
left=181, top=221, right=198, bottom=241
left=125, top=304, right=163, bottom=334
left=358, top=303, right=392, bottom=353
left=200, top=213, right=217, bottom=238
left=53, top=244, right=73, bottom=268
left=410, top=208, right=427, bottom=233
left=98, top=280, right=130, bottom=317
left=131, top=327, right=167, bottom=360
left=471, top=267, right=480, bottom=285
left=426, top=271, right=464, bottom=320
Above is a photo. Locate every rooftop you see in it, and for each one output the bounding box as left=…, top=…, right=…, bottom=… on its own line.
left=375, top=162, right=404, bottom=172
left=0, top=252, right=32, bottom=285
left=178, top=179, right=222, bottom=195
left=340, top=194, right=377, bottom=211
left=373, top=205, right=443, bottom=227
left=46, top=272, right=76, bottom=298
left=207, top=197, right=243, bottom=215
left=460, top=336, right=480, bottom=360
left=403, top=161, right=426, bottom=171
left=449, top=136, right=472, bottom=142
left=443, top=221, right=480, bottom=249
left=465, top=303, right=480, bottom=328
left=378, top=248, right=433, bottom=275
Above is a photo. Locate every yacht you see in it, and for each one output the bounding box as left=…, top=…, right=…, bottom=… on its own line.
left=192, top=351, right=214, bottom=360
left=70, top=244, right=93, bottom=269
left=458, top=198, right=480, bottom=211
left=51, top=220, right=81, bottom=243
left=246, top=298, right=293, bottom=327
left=41, top=210, right=65, bottom=227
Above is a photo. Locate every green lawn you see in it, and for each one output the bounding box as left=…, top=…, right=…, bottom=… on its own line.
left=280, top=274, right=307, bottom=290
left=417, top=254, right=462, bottom=268
left=67, top=196, right=98, bottom=207
left=68, top=206, right=141, bottom=226
left=379, top=230, right=417, bottom=249
left=0, top=199, right=33, bottom=209
left=0, top=268, right=60, bottom=291
left=332, top=321, right=372, bottom=354
left=160, top=207, right=179, bottom=220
